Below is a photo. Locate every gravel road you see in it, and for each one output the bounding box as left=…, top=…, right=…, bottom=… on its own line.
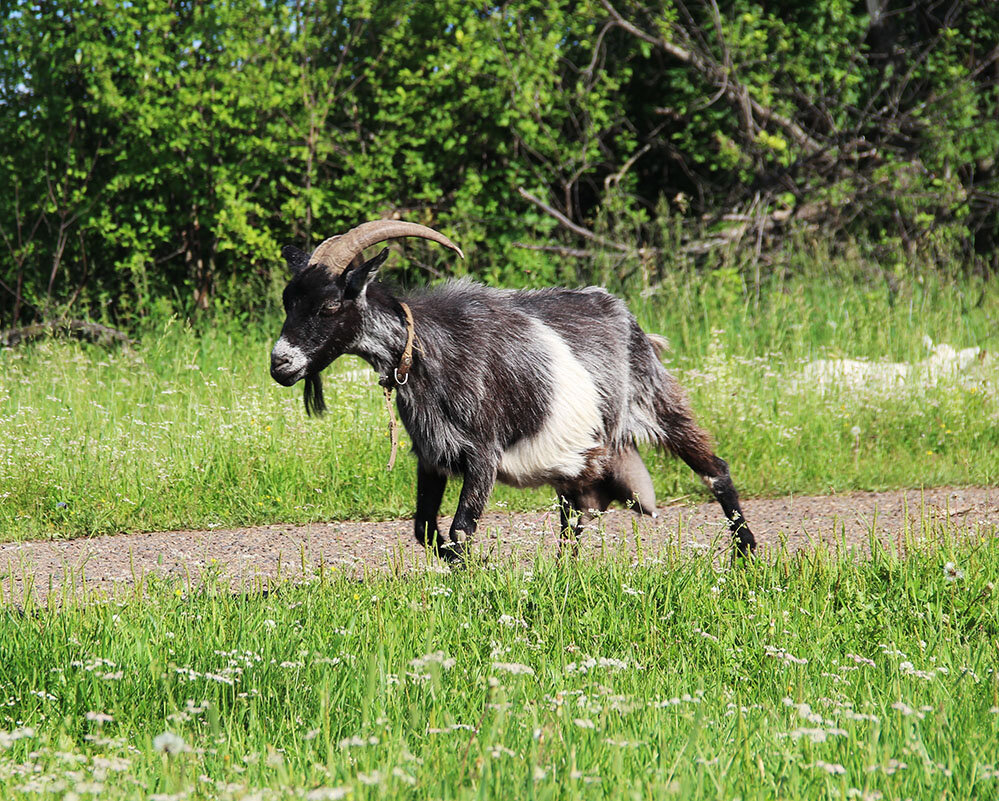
left=2, top=485, right=996, bottom=604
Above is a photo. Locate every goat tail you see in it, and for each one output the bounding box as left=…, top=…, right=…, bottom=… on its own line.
left=303, top=373, right=326, bottom=417
left=646, top=333, right=671, bottom=361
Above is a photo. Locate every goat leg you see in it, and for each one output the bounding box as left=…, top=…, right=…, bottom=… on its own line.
left=700, top=463, right=755, bottom=559
left=655, top=403, right=756, bottom=557
left=445, top=455, right=498, bottom=563
left=603, top=445, right=657, bottom=516
left=414, top=462, right=448, bottom=556
left=557, top=492, right=583, bottom=558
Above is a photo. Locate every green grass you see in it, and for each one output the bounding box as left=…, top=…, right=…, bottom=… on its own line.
left=0, top=261, right=996, bottom=541
left=1, top=522, right=997, bottom=799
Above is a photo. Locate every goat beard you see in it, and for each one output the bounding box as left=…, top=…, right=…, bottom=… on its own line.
left=303, top=373, right=326, bottom=417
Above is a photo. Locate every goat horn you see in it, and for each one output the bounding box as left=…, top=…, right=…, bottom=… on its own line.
left=309, top=220, right=465, bottom=276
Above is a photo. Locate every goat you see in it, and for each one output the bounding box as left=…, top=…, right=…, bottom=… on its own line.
left=270, top=220, right=755, bottom=560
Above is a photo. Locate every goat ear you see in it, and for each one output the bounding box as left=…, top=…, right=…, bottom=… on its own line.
left=282, top=245, right=310, bottom=275
left=344, top=248, right=390, bottom=299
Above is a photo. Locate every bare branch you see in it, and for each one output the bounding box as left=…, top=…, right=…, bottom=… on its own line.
left=517, top=187, right=631, bottom=252
left=511, top=243, right=595, bottom=258
left=604, top=143, right=652, bottom=191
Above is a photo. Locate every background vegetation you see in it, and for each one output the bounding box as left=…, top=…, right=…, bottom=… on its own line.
left=2, top=7, right=998, bottom=798
left=2, top=0, right=998, bottom=326
left=1, top=1, right=997, bottom=540
left=1, top=257, right=995, bottom=541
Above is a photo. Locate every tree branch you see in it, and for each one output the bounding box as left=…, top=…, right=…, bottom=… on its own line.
left=517, top=187, right=631, bottom=252
left=600, top=0, right=827, bottom=156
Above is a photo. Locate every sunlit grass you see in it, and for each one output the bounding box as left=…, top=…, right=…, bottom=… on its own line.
left=0, top=262, right=996, bottom=541
left=0, top=524, right=997, bottom=799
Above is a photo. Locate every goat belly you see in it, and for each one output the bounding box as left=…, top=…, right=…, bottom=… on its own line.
left=496, top=320, right=603, bottom=488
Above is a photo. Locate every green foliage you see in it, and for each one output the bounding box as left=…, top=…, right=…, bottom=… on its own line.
left=2, top=0, right=998, bottom=326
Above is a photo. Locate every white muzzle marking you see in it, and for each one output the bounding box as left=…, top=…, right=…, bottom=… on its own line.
left=272, top=337, right=309, bottom=377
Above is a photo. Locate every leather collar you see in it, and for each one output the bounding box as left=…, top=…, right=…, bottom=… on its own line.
left=380, top=301, right=417, bottom=388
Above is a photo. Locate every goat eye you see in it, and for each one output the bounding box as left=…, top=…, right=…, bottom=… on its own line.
left=320, top=301, right=340, bottom=315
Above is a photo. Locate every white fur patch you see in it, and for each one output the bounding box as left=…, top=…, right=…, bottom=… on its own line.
left=271, top=337, right=308, bottom=375
left=498, top=321, right=602, bottom=487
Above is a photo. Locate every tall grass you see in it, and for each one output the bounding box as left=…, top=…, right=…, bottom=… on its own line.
left=0, top=259, right=996, bottom=541
left=0, top=524, right=997, bottom=799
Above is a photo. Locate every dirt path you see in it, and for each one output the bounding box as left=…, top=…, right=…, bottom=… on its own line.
left=2, top=486, right=997, bottom=603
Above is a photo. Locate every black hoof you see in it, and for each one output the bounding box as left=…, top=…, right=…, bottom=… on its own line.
left=438, top=541, right=468, bottom=567
left=732, top=528, right=756, bottom=560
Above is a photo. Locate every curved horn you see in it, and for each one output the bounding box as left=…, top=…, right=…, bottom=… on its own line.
left=309, top=220, right=465, bottom=276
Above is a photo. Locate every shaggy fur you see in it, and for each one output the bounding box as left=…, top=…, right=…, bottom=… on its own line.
left=271, top=249, right=756, bottom=560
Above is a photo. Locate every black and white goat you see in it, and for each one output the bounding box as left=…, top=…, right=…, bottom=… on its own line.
left=270, top=221, right=755, bottom=559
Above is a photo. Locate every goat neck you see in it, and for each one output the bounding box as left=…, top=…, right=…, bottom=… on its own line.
left=348, top=282, right=416, bottom=387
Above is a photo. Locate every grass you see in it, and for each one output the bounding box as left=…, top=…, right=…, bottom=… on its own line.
left=0, top=259, right=996, bottom=541
left=1, top=520, right=997, bottom=799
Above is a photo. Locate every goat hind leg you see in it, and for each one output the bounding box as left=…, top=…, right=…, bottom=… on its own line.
left=660, top=411, right=756, bottom=556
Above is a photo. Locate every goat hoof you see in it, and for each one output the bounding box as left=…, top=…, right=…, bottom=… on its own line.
left=438, top=541, right=468, bottom=566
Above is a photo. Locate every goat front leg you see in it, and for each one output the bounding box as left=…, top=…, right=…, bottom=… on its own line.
left=414, top=461, right=448, bottom=556
left=445, top=454, right=498, bottom=564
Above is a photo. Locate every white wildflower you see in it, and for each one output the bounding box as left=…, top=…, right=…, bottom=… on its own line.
left=338, top=735, right=379, bottom=749
left=565, top=656, right=633, bottom=674
left=943, top=562, right=964, bottom=582
left=304, top=788, right=351, bottom=801
left=811, top=760, right=847, bottom=775
left=846, top=790, right=883, bottom=801
left=764, top=645, right=808, bottom=665
left=492, top=662, right=534, bottom=675
left=898, top=661, right=936, bottom=680
left=392, top=767, right=417, bottom=785
left=890, top=701, right=925, bottom=719
left=152, top=731, right=189, bottom=755
left=573, top=718, right=596, bottom=729
left=652, top=693, right=701, bottom=707
left=410, top=651, right=456, bottom=671
left=91, top=755, right=131, bottom=773
left=0, top=727, right=36, bottom=748
left=783, top=727, right=847, bottom=743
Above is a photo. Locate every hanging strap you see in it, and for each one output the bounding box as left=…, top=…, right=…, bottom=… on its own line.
left=384, top=386, right=400, bottom=471
left=383, top=302, right=417, bottom=471
left=394, top=302, right=416, bottom=386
